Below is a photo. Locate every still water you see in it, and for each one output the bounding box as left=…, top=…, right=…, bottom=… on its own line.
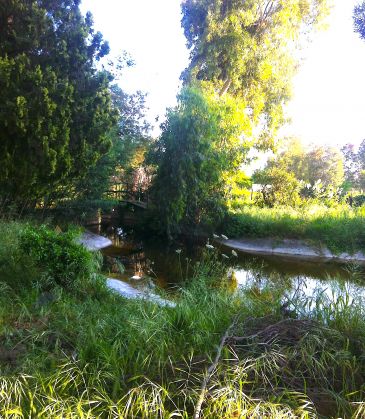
left=90, top=224, right=365, bottom=306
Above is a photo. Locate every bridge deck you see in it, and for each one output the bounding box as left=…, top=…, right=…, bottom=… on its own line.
left=121, top=200, right=148, bottom=209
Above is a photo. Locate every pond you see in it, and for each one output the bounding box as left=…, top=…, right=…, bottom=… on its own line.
left=89, top=223, right=365, bottom=308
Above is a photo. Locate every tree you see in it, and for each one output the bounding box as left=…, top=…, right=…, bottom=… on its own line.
left=151, top=1, right=329, bottom=236
left=255, top=140, right=345, bottom=206
left=72, top=85, right=151, bottom=200
left=150, top=87, right=252, bottom=239
left=357, top=139, right=365, bottom=171
left=272, top=137, right=306, bottom=177
left=0, top=0, right=116, bottom=202
left=181, top=0, right=330, bottom=144
left=303, top=146, right=344, bottom=189
left=110, top=85, right=151, bottom=172
left=354, top=1, right=365, bottom=40
left=253, top=166, right=300, bottom=207
left=266, top=140, right=344, bottom=189
left=341, top=143, right=360, bottom=189
left=354, top=4, right=365, bottom=189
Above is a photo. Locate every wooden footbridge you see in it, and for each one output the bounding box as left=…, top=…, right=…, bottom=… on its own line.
left=105, top=183, right=149, bottom=210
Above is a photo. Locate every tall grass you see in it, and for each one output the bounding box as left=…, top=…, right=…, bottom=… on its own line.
left=225, top=204, right=365, bottom=254
left=0, top=221, right=365, bottom=417
left=1, top=281, right=365, bottom=417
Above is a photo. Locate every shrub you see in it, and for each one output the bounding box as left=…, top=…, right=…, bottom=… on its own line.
left=253, top=167, right=301, bottom=208
left=352, top=194, right=365, bottom=207
left=20, top=225, right=99, bottom=291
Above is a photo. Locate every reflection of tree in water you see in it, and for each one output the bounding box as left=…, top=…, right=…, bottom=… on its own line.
left=98, top=223, right=365, bottom=307
left=128, top=250, right=157, bottom=279
left=233, top=257, right=365, bottom=315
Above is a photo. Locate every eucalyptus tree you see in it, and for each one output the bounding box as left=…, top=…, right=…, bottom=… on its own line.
left=0, top=0, right=116, bottom=203
left=354, top=1, right=365, bottom=40
left=181, top=0, right=330, bottom=143
left=153, top=0, right=330, bottom=236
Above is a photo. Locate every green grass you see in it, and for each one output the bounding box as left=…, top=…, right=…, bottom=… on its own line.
left=0, top=221, right=365, bottom=417
left=224, top=204, right=365, bottom=254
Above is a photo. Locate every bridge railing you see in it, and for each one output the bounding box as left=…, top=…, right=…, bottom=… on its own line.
left=105, top=183, right=149, bottom=208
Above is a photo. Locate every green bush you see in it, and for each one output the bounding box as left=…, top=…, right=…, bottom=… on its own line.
left=20, top=225, right=99, bottom=291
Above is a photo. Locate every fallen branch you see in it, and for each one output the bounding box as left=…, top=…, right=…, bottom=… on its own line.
left=193, top=316, right=238, bottom=419
left=232, top=318, right=317, bottom=345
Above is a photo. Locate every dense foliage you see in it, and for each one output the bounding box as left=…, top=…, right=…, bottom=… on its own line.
left=181, top=0, right=330, bottom=143
left=253, top=166, right=301, bottom=207
left=20, top=225, right=99, bottom=291
left=70, top=85, right=151, bottom=201
left=150, top=87, right=251, bottom=238
left=0, top=0, right=116, bottom=202
left=253, top=139, right=345, bottom=207
left=0, top=221, right=102, bottom=294
left=341, top=139, right=365, bottom=191
left=0, top=222, right=365, bottom=417
left=152, top=0, right=330, bottom=238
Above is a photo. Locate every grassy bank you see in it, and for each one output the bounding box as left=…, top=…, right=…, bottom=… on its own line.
left=224, top=204, right=365, bottom=254
left=0, top=221, right=365, bottom=417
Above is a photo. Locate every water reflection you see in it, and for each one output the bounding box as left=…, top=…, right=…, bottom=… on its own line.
left=235, top=264, right=365, bottom=315
left=90, top=223, right=365, bottom=305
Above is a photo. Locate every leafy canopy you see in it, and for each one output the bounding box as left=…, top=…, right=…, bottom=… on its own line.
left=255, top=139, right=345, bottom=206
left=70, top=85, right=151, bottom=201
left=181, top=0, right=330, bottom=143
left=150, top=87, right=252, bottom=238
left=0, top=0, right=116, bottom=201
left=253, top=166, right=300, bottom=207
left=151, top=0, right=329, bottom=236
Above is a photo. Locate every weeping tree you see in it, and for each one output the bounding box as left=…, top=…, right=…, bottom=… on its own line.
left=0, top=0, right=116, bottom=203
left=152, top=0, right=329, bottom=237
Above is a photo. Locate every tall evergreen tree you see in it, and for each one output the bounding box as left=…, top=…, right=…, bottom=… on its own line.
left=0, top=0, right=116, bottom=202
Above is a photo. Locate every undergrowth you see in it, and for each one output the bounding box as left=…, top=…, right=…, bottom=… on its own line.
left=0, top=222, right=364, bottom=417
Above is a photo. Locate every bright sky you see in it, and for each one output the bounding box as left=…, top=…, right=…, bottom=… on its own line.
left=81, top=0, right=365, bottom=146
left=285, top=0, right=365, bottom=147
left=80, top=0, right=189, bottom=129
